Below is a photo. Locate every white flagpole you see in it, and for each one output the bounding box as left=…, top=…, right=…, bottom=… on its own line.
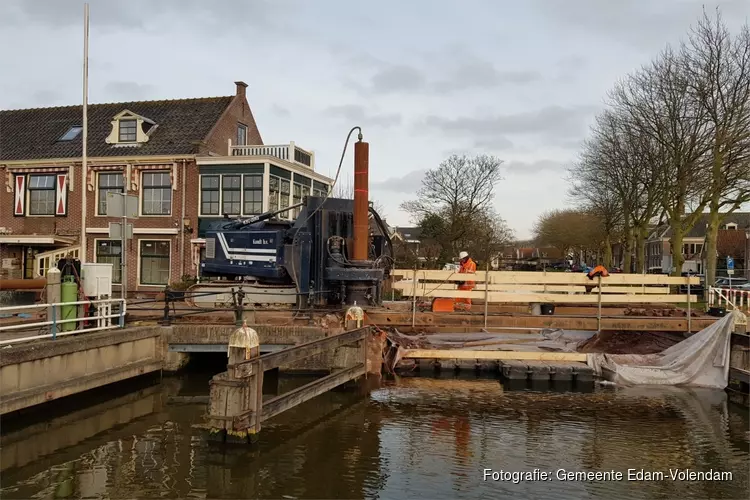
left=81, top=3, right=89, bottom=264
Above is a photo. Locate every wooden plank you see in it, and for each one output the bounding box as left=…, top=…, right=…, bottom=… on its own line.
left=401, top=349, right=588, bottom=362
left=394, top=282, right=670, bottom=294
left=394, top=288, right=697, bottom=303
left=392, top=269, right=698, bottom=285
left=393, top=282, right=589, bottom=293
left=261, top=364, right=365, bottom=421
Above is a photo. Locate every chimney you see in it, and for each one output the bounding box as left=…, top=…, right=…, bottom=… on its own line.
left=235, top=81, right=248, bottom=97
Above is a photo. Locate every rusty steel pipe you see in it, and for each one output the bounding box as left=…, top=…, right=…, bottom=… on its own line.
left=0, top=278, right=46, bottom=290
left=353, top=140, right=369, bottom=261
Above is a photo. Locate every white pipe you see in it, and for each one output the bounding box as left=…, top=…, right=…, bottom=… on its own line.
left=80, top=3, right=89, bottom=263
left=0, top=298, right=124, bottom=311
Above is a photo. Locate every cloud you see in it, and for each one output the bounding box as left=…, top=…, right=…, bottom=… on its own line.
left=421, top=105, right=599, bottom=140
left=0, top=0, right=277, bottom=32
left=434, top=62, right=543, bottom=93
left=103, top=81, right=156, bottom=101
left=367, top=65, right=427, bottom=94
left=534, top=0, right=749, bottom=50
left=371, top=169, right=427, bottom=194
left=473, top=137, right=515, bottom=151
left=30, top=90, right=65, bottom=106
left=503, top=159, right=567, bottom=175
left=271, top=104, right=290, bottom=117
left=324, top=104, right=402, bottom=127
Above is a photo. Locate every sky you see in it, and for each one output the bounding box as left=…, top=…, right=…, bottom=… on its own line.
left=1, top=0, right=748, bottom=239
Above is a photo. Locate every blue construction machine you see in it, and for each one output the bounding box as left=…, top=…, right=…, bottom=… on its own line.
left=191, top=136, right=393, bottom=309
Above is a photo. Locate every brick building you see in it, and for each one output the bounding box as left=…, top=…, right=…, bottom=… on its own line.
left=0, top=81, right=261, bottom=294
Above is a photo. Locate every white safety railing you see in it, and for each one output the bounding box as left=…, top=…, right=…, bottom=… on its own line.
left=0, top=298, right=126, bottom=345
left=228, top=140, right=315, bottom=169
left=708, top=286, right=750, bottom=313
left=35, top=246, right=80, bottom=277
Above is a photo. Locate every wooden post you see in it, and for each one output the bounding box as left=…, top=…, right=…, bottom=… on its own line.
left=206, top=322, right=260, bottom=444
left=484, top=260, right=490, bottom=328
left=411, top=258, right=418, bottom=328
left=688, top=273, right=693, bottom=333
left=597, top=275, right=602, bottom=333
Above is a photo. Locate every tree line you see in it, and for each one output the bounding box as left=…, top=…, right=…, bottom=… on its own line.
left=535, top=10, right=750, bottom=288
left=399, top=154, right=513, bottom=268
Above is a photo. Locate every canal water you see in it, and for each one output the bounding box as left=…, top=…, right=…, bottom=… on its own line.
left=1, top=369, right=748, bottom=500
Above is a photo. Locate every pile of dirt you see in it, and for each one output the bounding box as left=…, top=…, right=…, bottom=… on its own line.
left=578, top=331, right=684, bottom=354
left=624, top=307, right=699, bottom=317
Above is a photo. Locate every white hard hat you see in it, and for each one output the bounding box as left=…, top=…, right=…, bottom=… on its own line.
left=459, top=251, right=468, bottom=260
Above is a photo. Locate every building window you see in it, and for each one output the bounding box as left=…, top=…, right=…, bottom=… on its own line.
left=28, top=174, right=56, bottom=215
left=96, top=240, right=122, bottom=284
left=201, top=175, right=219, bottom=215
left=243, top=174, right=263, bottom=215
left=140, top=240, right=170, bottom=285
left=269, top=176, right=280, bottom=212
left=119, top=119, right=137, bottom=142
left=292, top=181, right=310, bottom=217
left=313, top=181, right=328, bottom=198
left=97, top=172, right=125, bottom=215
left=279, top=179, right=291, bottom=218
left=142, top=172, right=171, bottom=215
left=59, top=126, right=82, bottom=141
left=725, top=223, right=738, bottom=230
left=237, top=124, right=248, bottom=146
left=222, top=175, right=241, bottom=215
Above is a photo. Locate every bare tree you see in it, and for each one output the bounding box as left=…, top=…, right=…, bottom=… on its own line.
left=402, top=154, right=505, bottom=257
left=682, top=10, right=750, bottom=290
left=611, top=47, right=714, bottom=275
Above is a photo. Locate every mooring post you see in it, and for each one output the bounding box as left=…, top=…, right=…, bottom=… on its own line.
left=206, top=321, right=260, bottom=444
left=597, top=275, right=603, bottom=333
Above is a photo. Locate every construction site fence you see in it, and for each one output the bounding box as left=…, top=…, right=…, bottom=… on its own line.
left=708, top=287, right=750, bottom=314
left=0, top=298, right=126, bottom=345
left=390, top=269, right=700, bottom=305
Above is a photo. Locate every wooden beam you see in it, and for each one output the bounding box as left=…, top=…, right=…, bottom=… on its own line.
left=364, top=311, right=718, bottom=331
left=394, top=288, right=697, bottom=303
left=394, top=282, right=671, bottom=294
left=261, top=364, right=365, bottom=421
left=392, top=270, right=699, bottom=285
left=401, top=349, right=588, bottom=362
left=252, top=328, right=368, bottom=371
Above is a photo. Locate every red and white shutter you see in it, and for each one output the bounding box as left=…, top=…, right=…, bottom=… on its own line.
left=56, top=174, right=67, bottom=215
left=14, top=175, right=25, bottom=215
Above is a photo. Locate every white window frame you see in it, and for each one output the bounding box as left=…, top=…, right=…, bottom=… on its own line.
left=137, top=238, right=171, bottom=286
left=93, top=238, right=123, bottom=284
left=237, top=123, right=248, bottom=146
left=95, top=171, right=126, bottom=216
left=26, top=174, right=58, bottom=217
left=140, top=171, right=172, bottom=217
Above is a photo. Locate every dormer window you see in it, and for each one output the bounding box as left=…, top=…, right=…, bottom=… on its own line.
left=725, top=223, right=738, bottom=230
left=106, top=110, right=157, bottom=146
left=119, top=119, right=137, bottom=142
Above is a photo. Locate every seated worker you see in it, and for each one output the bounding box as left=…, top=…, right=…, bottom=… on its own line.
left=455, top=251, right=476, bottom=311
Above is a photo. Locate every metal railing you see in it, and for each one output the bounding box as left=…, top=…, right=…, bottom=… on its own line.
left=228, top=141, right=314, bottom=169
left=708, top=286, right=750, bottom=313
left=0, top=298, right=126, bottom=345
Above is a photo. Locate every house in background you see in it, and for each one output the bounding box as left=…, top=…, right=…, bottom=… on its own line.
left=0, top=81, right=262, bottom=293
left=645, top=213, right=750, bottom=274
left=193, top=144, right=333, bottom=269
left=700, top=228, right=749, bottom=278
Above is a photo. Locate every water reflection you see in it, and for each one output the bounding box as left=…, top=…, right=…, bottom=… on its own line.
left=0, top=372, right=748, bottom=500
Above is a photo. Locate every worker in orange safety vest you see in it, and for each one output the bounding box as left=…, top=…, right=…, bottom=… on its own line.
left=455, top=251, right=476, bottom=311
